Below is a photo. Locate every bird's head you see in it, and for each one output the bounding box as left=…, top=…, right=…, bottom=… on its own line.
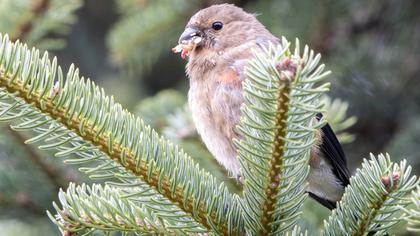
left=173, top=4, right=269, bottom=59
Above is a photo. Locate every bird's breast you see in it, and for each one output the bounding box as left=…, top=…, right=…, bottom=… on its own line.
left=188, top=75, right=242, bottom=176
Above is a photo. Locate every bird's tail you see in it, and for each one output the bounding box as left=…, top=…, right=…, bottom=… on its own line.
left=311, top=114, right=386, bottom=235
left=308, top=113, right=350, bottom=209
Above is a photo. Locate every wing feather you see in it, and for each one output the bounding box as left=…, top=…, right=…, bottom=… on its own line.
left=316, top=113, right=351, bottom=187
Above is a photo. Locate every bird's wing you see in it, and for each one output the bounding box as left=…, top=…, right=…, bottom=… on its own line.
left=316, top=113, right=351, bottom=187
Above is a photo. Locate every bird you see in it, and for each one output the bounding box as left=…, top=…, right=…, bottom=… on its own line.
left=173, top=4, right=350, bottom=210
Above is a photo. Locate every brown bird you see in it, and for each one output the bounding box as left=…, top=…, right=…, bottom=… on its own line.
left=173, top=4, right=350, bottom=210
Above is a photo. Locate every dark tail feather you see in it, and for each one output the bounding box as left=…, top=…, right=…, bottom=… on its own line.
left=308, top=192, right=336, bottom=210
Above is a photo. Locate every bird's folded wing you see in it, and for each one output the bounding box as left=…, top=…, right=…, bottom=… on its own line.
left=316, top=113, right=351, bottom=187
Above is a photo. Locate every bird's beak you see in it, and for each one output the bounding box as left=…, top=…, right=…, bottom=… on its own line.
left=172, top=27, right=203, bottom=60
left=178, top=27, right=202, bottom=46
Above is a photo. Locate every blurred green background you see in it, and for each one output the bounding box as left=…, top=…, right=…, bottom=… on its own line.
left=0, top=0, right=419, bottom=235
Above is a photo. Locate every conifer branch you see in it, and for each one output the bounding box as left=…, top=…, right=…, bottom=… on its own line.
left=3, top=0, right=82, bottom=50
left=11, top=0, right=51, bottom=42
left=107, top=0, right=198, bottom=76
left=0, top=34, right=241, bottom=235
left=49, top=183, right=206, bottom=235
left=0, top=191, right=45, bottom=216
left=0, top=73, right=219, bottom=232
left=6, top=126, right=67, bottom=191
left=323, top=153, right=419, bottom=235
left=237, top=39, right=330, bottom=234
left=286, top=225, right=308, bottom=236
left=322, top=96, right=357, bottom=143
left=259, top=75, right=290, bottom=234
left=402, top=186, right=420, bottom=232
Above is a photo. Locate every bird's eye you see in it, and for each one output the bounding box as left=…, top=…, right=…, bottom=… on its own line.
left=212, top=21, right=223, bottom=30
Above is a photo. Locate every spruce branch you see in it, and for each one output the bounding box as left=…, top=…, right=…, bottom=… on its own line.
left=134, top=89, right=185, bottom=131
left=107, top=0, right=198, bottom=76
left=323, top=153, right=419, bottom=235
left=49, top=183, right=206, bottom=235
left=11, top=0, right=51, bottom=42
left=0, top=190, right=45, bottom=216
left=5, top=126, right=68, bottom=191
left=0, top=0, right=82, bottom=50
left=402, top=186, right=420, bottom=232
left=286, top=225, right=308, bottom=236
left=237, top=38, right=330, bottom=234
left=322, top=96, right=357, bottom=144
left=0, top=34, right=242, bottom=235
